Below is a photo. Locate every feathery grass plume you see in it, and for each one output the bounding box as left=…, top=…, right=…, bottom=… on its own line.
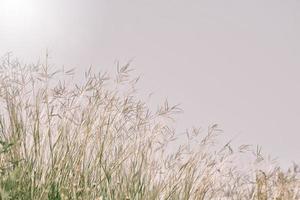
left=0, top=54, right=299, bottom=199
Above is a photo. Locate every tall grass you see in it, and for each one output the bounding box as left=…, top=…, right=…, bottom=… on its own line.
left=0, top=54, right=299, bottom=199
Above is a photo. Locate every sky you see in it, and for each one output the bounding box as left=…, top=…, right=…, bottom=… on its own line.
left=0, top=0, right=300, bottom=166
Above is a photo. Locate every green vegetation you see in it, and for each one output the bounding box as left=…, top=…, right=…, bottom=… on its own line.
left=0, top=54, right=299, bottom=199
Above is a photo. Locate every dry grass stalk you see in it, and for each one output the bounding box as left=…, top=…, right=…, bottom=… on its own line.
left=0, top=54, right=299, bottom=199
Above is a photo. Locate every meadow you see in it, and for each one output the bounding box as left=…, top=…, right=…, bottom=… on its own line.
left=0, top=54, right=299, bottom=199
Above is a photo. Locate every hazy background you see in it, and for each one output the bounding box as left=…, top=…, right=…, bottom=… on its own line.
left=0, top=0, right=299, bottom=166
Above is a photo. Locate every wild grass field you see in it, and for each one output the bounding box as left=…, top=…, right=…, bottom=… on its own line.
left=0, top=54, right=299, bottom=199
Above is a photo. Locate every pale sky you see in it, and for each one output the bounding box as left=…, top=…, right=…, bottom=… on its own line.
left=0, top=0, right=300, bottom=166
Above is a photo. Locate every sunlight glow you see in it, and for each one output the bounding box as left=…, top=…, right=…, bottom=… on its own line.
left=0, top=0, right=39, bottom=30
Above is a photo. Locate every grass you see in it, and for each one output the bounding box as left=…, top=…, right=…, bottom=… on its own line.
left=0, top=53, right=299, bottom=199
